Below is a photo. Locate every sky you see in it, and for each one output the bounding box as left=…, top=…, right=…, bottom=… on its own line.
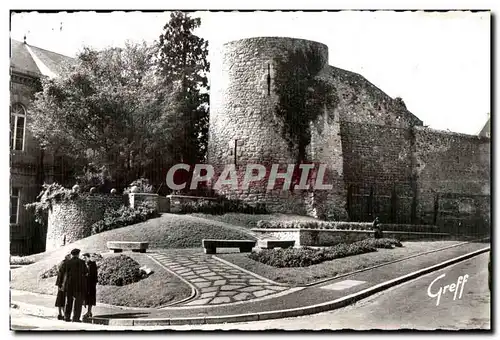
left=9, top=10, right=491, bottom=135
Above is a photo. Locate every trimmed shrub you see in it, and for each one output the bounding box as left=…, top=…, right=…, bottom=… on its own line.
left=97, top=255, right=147, bottom=286
left=40, top=264, right=61, bottom=279
left=10, top=256, right=35, bottom=265
left=254, top=220, right=438, bottom=232
left=41, top=253, right=146, bottom=287
left=248, top=238, right=402, bottom=268
left=40, top=253, right=104, bottom=279
left=91, top=202, right=159, bottom=235
left=356, top=238, right=403, bottom=249
left=179, top=197, right=268, bottom=215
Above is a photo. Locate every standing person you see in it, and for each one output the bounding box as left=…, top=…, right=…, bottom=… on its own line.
left=63, top=248, right=88, bottom=322
left=55, top=253, right=71, bottom=320
left=373, top=217, right=383, bottom=239
left=82, top=253, right=98, bottom=319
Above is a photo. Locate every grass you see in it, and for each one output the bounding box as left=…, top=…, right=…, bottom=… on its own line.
left=191, top=213, right=319, bottom=230
left=18, top=213, right=256, bottom=264
left=11, top=251, right=191, bottom=308
left=218, top=240, right=466, bottom=286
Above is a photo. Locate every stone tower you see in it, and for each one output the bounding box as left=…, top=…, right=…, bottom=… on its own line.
left=209, top=37, right=347, bottom=219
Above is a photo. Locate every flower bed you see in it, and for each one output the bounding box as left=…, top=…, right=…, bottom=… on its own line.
left=255, top=220, right=439, bottom=233
left=248, top=238, right=403, bottom=268
left=40, top=253, right=147, bottom=286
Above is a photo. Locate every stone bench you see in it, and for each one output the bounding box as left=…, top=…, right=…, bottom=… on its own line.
left=258, top=239, right=295, bottom=249
left=202, top=239, right=256, bottom=254
left=107, top=241, right=149, bottom=253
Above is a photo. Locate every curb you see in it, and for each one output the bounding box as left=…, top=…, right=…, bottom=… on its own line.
left=306, top=238, right=488, bottom=287
left=147, top=254, right=199, bottom=307
left=212, top=255, right=288, bottom=286
left=10, top=289, right=151, bottom=312
left=10, top=301, right=58, bottom=319
left=90, top=246, right=490, bottom=326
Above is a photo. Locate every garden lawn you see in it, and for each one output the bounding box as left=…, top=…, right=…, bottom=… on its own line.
left=217, top=240, right=465, bottom=286
left=191, top=213, right=318, bottom=230
left=11, top=252, right=191, bottom=308
left=17, top=213, right=256, bottom=264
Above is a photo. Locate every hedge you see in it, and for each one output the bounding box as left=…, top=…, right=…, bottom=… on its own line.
left=248, top=238, right=403, bottom=268
left=91, top=202, right=159, bottom=235
left=254, top=220, right=439, bottom=232
left=178, top=198, right=268, bottom=215
left=40, top=254, right=147, bottom=286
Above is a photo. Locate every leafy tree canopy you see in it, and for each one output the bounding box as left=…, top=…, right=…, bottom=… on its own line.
left=29, top=41, right=182, bottom=191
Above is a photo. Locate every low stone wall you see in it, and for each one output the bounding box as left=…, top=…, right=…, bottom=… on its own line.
left=129, top=193, right=160, bottom=211
left=165, top=195, right=217, bottom=213
left=251, top=228, right=450, bottom=247
left=46, top=195, right=125, bottom=251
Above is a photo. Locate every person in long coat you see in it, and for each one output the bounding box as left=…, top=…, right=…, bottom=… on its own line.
left=62, top=248, right=88, bottom=322
left=373, top=217, right=383, bottom=239
left=55, top=253, right=71, bottom=320
left=82, top=253, right=98, bottom=318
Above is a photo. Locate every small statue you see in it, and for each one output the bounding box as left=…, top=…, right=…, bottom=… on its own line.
left=373, top=217, right=383, bottom=239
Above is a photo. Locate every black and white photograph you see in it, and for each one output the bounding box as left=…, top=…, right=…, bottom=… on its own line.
left=7, top=7, right=492, bottom=331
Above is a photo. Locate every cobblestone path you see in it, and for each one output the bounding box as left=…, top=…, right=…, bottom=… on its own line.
left=150, top=253, right=290, bottom=306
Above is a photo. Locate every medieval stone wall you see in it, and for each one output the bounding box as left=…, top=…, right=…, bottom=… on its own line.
left=46, top=195, right=124, bottom=251
left=414, top=127, right=490, bottom=234
left=326, top=66, right=423, bottom=128
left=208, top=36, right=490, bottom=235
left=339, top=121, right=414, bottom=223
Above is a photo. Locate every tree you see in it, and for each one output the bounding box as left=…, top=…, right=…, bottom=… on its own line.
left=29, top=42, right=182, bottom=191
left=158, top=11, right=210, bottom=164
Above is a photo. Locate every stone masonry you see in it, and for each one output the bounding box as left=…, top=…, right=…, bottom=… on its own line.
left=46, top=195, right=124, bottom=250
left=208, top=36, right=490, bottom=234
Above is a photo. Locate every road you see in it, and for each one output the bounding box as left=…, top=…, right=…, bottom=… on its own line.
left=10, top=252, right=490, bottom=331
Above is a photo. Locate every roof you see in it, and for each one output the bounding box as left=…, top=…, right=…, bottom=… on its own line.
left=10, top=39, right=75, bottom=78
left=478, top=117, right=490, bottom=137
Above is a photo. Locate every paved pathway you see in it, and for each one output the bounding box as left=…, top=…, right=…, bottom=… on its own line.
left=150, top=253, right=290, bottom=306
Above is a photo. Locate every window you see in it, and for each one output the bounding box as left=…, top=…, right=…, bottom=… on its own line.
left=10, top=187, right=20, bottom=224
left=10, top=103, right=26, bottom=151
left=267, top=64, right=271, bottom=95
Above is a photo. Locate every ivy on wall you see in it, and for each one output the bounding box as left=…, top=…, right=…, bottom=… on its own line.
left=273, top=46, right=338, bottom=162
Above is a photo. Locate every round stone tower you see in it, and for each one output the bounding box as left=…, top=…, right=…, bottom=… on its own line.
left=208, top=37, right=346, bottom=217
left=209, top=37, right=328, bottom=166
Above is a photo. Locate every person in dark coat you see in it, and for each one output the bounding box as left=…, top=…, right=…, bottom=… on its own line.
left=55, top=253, right=71, bottom=320
left=62, top=248, right=88, bottom=322
left=373, top=217, right=383, bottom=239
left=82, top=253, right=98, bottom=319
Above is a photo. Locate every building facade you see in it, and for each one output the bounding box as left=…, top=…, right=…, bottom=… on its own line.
left=10, top=39, right=74, bottom=255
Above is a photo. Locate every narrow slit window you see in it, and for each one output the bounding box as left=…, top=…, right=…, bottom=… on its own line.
left=234, top=139, right=238, bottom=165
left=267, top=64, right=271, bottom=96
